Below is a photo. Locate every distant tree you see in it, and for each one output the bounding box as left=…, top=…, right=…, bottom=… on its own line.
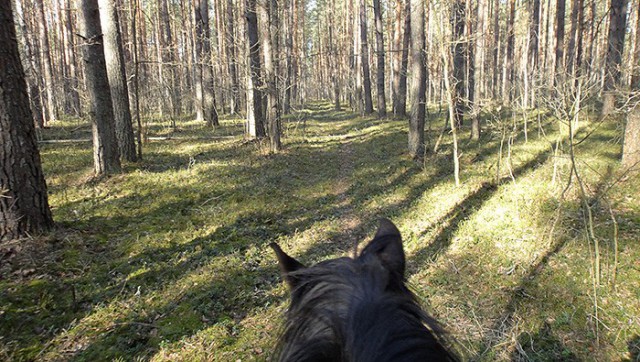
left=99, top=0, right=137, bottom=162
left=602, top=0, right=628, bottom=116
left=408, top=0, right=426, bottom=159
left=76, top=0, right=121, bottom=175
left=0, top=0, right=54, bottom=241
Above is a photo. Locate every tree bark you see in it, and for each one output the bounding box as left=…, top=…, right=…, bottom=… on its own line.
left=452, top=0, right=465, bottom=127
left=76, top=0, right=121, bottom=175
left=99, top=0, right=137, bottom=162
left=195, top=0, right=218, bottom=126
left=472, top=0, right=486, bottom=140
left=373, top=0, right=386, bottom=117
left=553, top=0, right=566, bottom=85
left=226, top=0, right=240, bottom=114
left=257, top=0, right=280, bottom=150
left=632, top=1, right=640, bottom=89
left=0, top=0, right=54, bottom=241
left=360, top=0, right=374, bottom=114
left=602, top=0, right=629, bottom=116
left=245, top=0, right=266, bottom=138
left=392, top=0, right=409, bottom=116
left=502, top=0, right=515, bottom=105
left=408, top=0, right=426, bottom=159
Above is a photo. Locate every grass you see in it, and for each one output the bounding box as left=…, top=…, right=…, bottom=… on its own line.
left=1, top=101, right=639, bottom=361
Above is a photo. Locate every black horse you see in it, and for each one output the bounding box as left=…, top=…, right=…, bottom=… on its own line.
left=270, top=219, right=460, bottom=362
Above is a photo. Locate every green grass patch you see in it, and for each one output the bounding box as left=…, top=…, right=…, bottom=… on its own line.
left=0, top=103, right=638, bottom=361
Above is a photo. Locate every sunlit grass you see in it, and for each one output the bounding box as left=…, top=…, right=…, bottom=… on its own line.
left=0, top=103, right=638, bottom=361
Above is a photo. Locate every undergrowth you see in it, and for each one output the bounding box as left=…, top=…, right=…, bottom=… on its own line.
left=0, top=102, right=638, bottom=361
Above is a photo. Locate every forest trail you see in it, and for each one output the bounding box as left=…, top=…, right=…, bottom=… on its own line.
left=1, top=102, right=638, bottom=362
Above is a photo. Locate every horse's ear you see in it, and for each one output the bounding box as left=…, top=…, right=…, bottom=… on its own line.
left=359, top=218, right=406, bottom=278
left=269, top=242, right=306, bottom=289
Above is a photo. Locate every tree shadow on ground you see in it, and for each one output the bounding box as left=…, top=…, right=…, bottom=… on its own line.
left=510, top=323, right=579, bottom=361
left=627, top=335, right=640, bottom=361
left=409, top=148, right=551, bottom=272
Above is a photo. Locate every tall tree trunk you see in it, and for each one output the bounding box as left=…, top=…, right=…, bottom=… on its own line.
left=408, top=0, right=426, bottom=159
left=553, top=0, right=566, bottom=85
left=194, top=0, right=205, bottom=121
left=452, top=0, right=466, bottom=127
left=528, top=0, right=540, bottom=108
left=502, top=0, right=515, bottom=105
left=491, top=0, right=500, bottom=98
left=392, top=0, right=409, bottom=116
left=632, top=0, right=640, bottom=89
left=353, top=0, right=363, bottom=113
left=360, top=0, right=374, bottom=114
left=227, top=0, right=240, bottom=114
left=195, top=0, right=218, bottom=126
left=257, top=0, right=281, bottom=150
left=99, top=0, right=137, bottom=162
left=65, top=0, right=81, bottom=116
left=472, top=0, right=486, bottom=140
left=567, top=0, right=583, bottom=78
left=158, top=0, right=180, bottom=117
left=602, top=0, right=629, bottom=116
left=34, top=0, right=57, bottom=124
left=622, top=3, right=640, bottom=168
left=329, top=0, right=341, bottom=111
left=0, top=0, right=53, bottom=241
left=284, top=0, right=295, bottom=114
left=373, top=0, right=386, bottom=117
left=76, top=0, right=121, bottom=175
left=245, top=0, right=266, bottom=137
left=13, top=0, right=45, bottom=129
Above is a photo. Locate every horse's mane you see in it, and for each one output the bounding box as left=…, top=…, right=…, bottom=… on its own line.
left=274, top=255, right=459, bottom=362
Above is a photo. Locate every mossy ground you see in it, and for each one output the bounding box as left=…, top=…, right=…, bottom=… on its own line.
left=1, top=102, right=638, bottom=361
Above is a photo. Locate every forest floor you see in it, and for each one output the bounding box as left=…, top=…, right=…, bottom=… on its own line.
left=1, top=101, right=639, bottom=361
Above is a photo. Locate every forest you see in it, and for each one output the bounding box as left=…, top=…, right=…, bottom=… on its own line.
left=1, top=0, right=639, bottom=360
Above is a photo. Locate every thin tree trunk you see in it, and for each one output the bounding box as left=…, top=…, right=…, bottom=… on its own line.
left=408, top=0, right=426, bottom=159
left=554, top=0, right=566, bottom=85
left=392, top=0, right=409, bottom=116
left=452, top=0, right=465, bottom=126
left=360, top=0, right=374, bottom=114
left=502, top=0, right=515, bottom=105
left=373, top=0, right=386, bottom=117
left=34, top=0, right=57, bottom=124
left=472, top=0, right=485, bottom=140
left=0, top=0, right=54, bottom=240
left=227, top=0, right=240, bottom=114
left=76, top=0, right=121, bottom=175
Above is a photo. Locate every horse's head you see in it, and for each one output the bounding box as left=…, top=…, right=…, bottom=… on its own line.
left=271, top=219, right=459, bottom=362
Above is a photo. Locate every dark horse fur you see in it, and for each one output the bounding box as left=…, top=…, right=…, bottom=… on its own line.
left=270, top=219, right=459, bottom=362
